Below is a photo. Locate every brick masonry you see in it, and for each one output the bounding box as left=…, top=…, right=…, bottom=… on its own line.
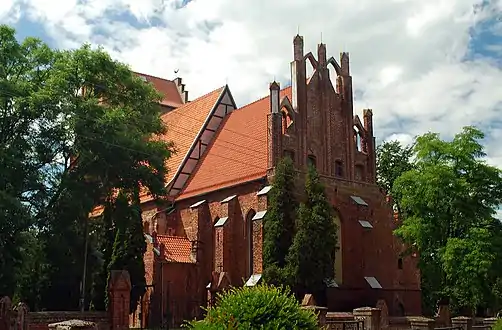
left=0, top=271, right=130, bottom=330
left=139, top=35, right=421, bottom=328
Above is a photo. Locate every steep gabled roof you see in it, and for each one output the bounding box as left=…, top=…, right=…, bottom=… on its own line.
left=134, top=72, right=183, bottom=107
left=140, top=86, right=226, bottom=203
left=178, top=87, right=292, bottom=200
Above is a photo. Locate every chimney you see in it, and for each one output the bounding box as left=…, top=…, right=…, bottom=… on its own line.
left=270, top=81, right=280, bottom=114
left=267, top=81, right=283, bottom=169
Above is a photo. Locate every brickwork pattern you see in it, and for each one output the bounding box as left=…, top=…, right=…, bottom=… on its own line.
left=137, top=35, right=421, bottom=326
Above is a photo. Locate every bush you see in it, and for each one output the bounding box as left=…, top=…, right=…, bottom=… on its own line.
left=493, top=319, right=502, bottom=330
left=185, top=285, right=320, bottom=329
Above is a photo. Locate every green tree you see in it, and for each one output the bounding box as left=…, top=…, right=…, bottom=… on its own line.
left=185, top=285, right=319, bottom=330
left=105, top=191, right=146, bottom=313
left=441, top=224, right=502, bottom=314
left=0, top=25, right=173, bottom=310
left=376, top=140, right=414, bottom=213
left=90, top=198, right=115, bottom=311
left=393, top=126, right=502, bottom=314
left=0, top=25, right=56, bottom=299
left=286, top=165, right=337, bottom=305
left=262, top=156, right=298, bottom=285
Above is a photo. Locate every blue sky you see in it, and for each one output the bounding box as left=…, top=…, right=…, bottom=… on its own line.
left=2, top=0, right=502, bottom=219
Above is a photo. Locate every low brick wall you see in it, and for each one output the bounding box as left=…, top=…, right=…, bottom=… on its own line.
left=28, top=312, right=109, bottom=330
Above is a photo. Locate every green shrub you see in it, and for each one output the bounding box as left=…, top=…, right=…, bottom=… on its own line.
left=493, top=318, right=502, bottom=330
left=185, top=285, right=320, bottom=329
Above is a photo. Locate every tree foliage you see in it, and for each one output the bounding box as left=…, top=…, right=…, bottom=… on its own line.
left=376, top=140, right=414, bottom=212
left=393, top=126, right=502, bottom=314
left=106, top=192, right=147, bottom=313
left=0, top=24, right=173, bottom=310
left=185, top=285, right=320, bottom=330
left=262, top=156, right=298, bottom=285
left=286, top=165, right=337, bottom=305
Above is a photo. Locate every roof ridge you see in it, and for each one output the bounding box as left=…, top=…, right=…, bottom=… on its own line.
left=236, top=86, right=291, bottom=110
left=133, top=71, right=175, bottom=82
left=157, top=234, right=190, bottom=240
left=160, top=86, right=225, bottom=120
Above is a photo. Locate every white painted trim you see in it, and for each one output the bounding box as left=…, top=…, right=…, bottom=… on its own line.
left=358, top=220, right=373, bottom=229
left=214, top=217, right=228, bottom=227
left=257, top=186, right=272, bottom=196
left=252, top=210, right=267, bottom=220
left=220, top=195, right=237, bottom=203
left=364, top=276, right=382, bottom=289
left=245, top=274, right=262, bottom=286
left=351, top=195, right=368, bottom=206
left=190, top=200, right=206, bottom=209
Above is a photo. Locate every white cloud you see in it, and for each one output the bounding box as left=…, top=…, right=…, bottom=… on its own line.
left=10, top=0, right=502, bottom=170
left=0, top=0, right=20, bottom=23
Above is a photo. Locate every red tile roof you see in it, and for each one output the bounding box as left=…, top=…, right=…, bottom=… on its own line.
left=90, top=85, right=225, bottom=215
left=134, top=72, right=183, bottom=107
left=157, top=235, right=194, bottom=263
left=178, top=87, right=292, bottom=199
left=139, top=86, right=225, bottom=203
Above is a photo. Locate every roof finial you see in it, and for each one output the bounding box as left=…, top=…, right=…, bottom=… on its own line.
left=321, top=32, right=323, bottom=43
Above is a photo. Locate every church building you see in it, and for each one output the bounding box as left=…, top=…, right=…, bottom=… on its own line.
left=99, top=35, right=422, bottom=328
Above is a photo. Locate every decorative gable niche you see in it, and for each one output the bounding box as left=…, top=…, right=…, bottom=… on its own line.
left=168, top=87, right=237, bottom=197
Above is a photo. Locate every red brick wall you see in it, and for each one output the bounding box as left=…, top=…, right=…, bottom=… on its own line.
left=175, top=179, right=267, bottom=286
left=140, top=36, right=421, bottom=326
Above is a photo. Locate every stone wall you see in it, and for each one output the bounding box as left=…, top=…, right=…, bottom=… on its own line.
left=304, top=298, right=500, bottom=330
left=0, top=270, right=131, bottom=330
left=27, top=312, right=108, bottom=330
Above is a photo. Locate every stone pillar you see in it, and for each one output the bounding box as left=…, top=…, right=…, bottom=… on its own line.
left=302, top=306, right=327, bottom=327
left=353, top=307, right=381, bottom=330
left=108, top=270, right=131, bottom=330
left=49, top=320, right=97, bottom=330
left=409, top=317, right=435, bottom=330
left=452, top=316, right=473, bottom=330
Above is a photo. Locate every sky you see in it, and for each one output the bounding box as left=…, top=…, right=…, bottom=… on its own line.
left=2, top=0, right=502, bottom=217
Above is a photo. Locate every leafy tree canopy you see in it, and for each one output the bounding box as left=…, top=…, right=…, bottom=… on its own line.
left=376, top=140, right=414, bottom=211
left=0, top=24, right=173, bottom=309
left=393, top=126, right=502, bottom=313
